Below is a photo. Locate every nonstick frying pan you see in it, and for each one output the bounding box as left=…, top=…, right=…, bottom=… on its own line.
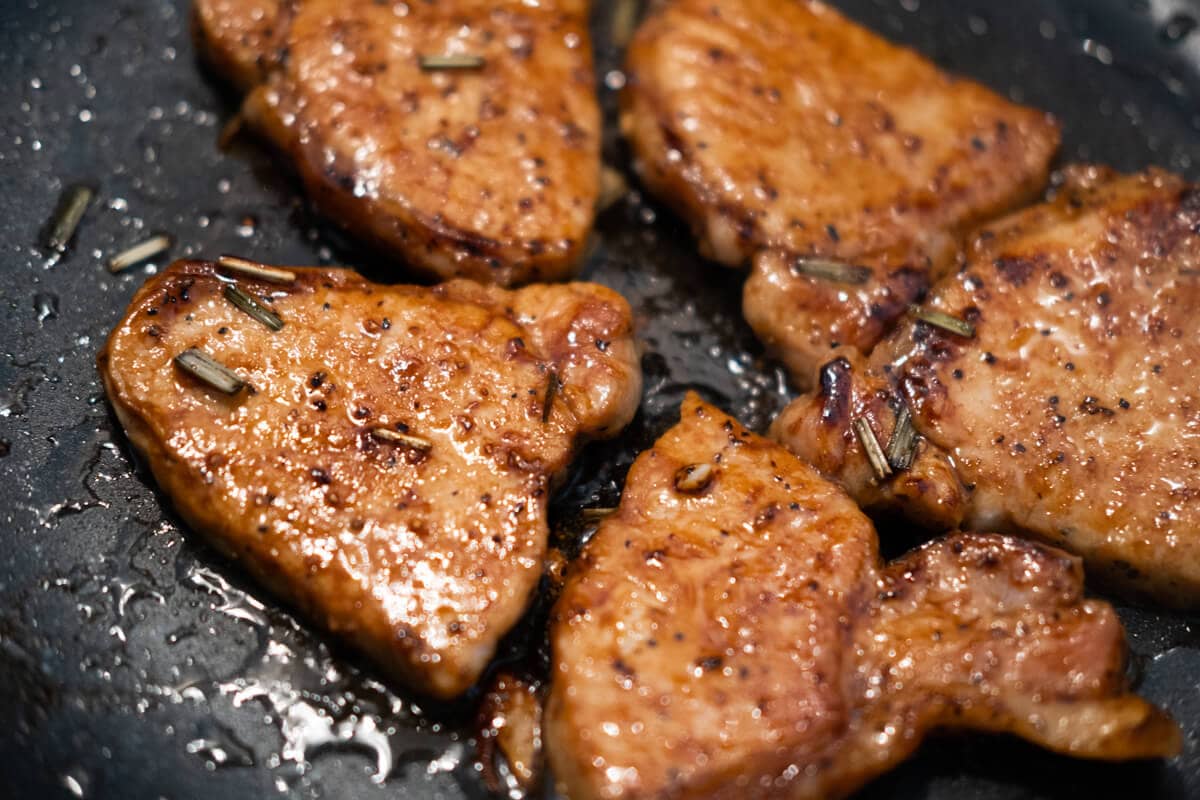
left=2, top=0, right=1200, bottom=797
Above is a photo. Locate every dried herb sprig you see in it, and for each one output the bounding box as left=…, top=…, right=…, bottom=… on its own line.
left=885, top=404, right=918, bottom=472
left=580, top=507, right=618, bottom=522
left=217, top=255, right=296, bottom=284
left=542, top=372, right=561, bottom=423
left=791, top=258, right=872, bottom=285
left=853, top=417, right=893, bottom=481
left=223, top=284, right=284, bottom=331
left=419, top=54, right=486, bottom=71
left=371, top=427, right=433, bottom=452
left=910, top=305, right=976, bottom=338
left=174, top=348, right=245, bottom=394
left=109, top=234, right=172, bottom=273
left=44, top=185, right=94, bottom=253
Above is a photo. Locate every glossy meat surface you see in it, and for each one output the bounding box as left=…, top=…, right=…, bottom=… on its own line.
left=622, top=0, right=1059, bottom=388
left=194, top=0, right=601, bottom=286
left=546, top=394, right=1177, bottom=800
left=98, top=260, right=640, bottom=697
left=193, top=0, right=287, bottom=91
left=477, top=672, right=545, bottom=795
left=744, top=245, right=929, bottom=390
left=772, top=166, right=1200, bottom=606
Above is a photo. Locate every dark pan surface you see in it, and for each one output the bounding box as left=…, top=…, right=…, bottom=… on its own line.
left=2, top=0, right=1200, bottom=797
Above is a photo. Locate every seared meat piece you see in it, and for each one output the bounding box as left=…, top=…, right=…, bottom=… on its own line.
left=546, top=394, right=1178, bottom=800
left=98, top=259, right=640, bottom=697
left=622, top=0, right=1059, bottom=388
left=772, top=166, right=1200, bottom=606
left=193, top=0, right=288, bottom=92
left=743, top=246, right=930, bottom=390
left=194, top=0, right=601, bottom=286
left=477, top=672, right=545, bottom=795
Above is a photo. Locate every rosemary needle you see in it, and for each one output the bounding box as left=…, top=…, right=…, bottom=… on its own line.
left=910, top=305, right=976, bottom=338
left=791, top=258, right=872, bottom=285
left=44, top=185, right=94, bottom=253
left=885, top=404, right=918, bottom=472
left=371, top=427, right=433, bottom=452
left=174, top=349, right=245, bottom=395
left=223, top=284, right=284, bottom=331
left=108, top=234, right=172, bottom=273
left=419, top=54, right=486, bottom=71
left=542, top=372, right=561, bottom=423
left=217, top=255, right=296, bottom=284
left=853, top=417, right=893, bottom=481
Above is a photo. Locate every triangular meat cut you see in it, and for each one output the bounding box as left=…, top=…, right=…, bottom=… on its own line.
left=772, top=166, right=1200, bottom=607
left=194, top=0, right=601, bottom=286
left=99, top=259, right=641, bottom=697
left=621, top=0, right=1060, bottom=389
left=546, top=394, right=1178, bottom=800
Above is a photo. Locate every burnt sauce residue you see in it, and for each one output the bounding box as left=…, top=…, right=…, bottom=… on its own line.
left=1, top=0, right=1200, bottom=798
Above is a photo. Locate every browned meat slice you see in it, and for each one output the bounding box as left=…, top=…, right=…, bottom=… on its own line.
left=545, top=394, right=1178, bottom=800
left=772, top=166, right=1200, bottom=606
left=477, top=672, right=545, bottom=795
left=193, top=0, right=289, bottom=92
left=98, top=259, right=641, bottom=697
left=743, top=246, right=930, bottom=390
left=622, top=0, right=1059, bottom=388
left=194, top=0, right=601, bottom=286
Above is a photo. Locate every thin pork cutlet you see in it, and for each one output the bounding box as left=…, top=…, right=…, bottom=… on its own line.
left=99, top=259, right=641, bottom=697
left=772, top=166, right=1200, bottom=606
left=545, top=394, right=1178, bottom=800
left=622, top=0, right=1059, bottom=388
left=194, top=0, right=601, bottom=286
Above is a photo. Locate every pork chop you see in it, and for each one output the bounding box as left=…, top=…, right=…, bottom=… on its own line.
left=194, top=0, right=601, bottom=286
left=771, top=166, right=1200, bottom=606
left=98, top=259, right=641, bottom=698
left=546, top=394, right=1178, bottom=800
left=621, top=0, right=1059, bottom=388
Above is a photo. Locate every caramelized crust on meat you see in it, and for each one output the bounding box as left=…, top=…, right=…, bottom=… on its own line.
left=193, top=0, right=289, bottom=92
left=194, top=0, right=601, bottom=286
left=772, top=166, right=1200, bottom=606
left=546, top=394, right=1178, bottom=800
left=744, top=246, right=931, bottom=390
left=477, top=672, right=545, bottom=795
left=622, top=0, right=1059, bottom=388
left=98, top=260, right=640, bottom=697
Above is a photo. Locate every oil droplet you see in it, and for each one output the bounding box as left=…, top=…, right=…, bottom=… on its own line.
left=604, top=70, right=626, bottom=90
left=166, top=624, right=197, bottom=645
left=236, top=215, right=258, bottom=238
left=60, top=768, right=88, bottom=798
left=34, top=291, right=59, bottom=322
left=1160, top=14, right=1197, bottom=43
left=185, top=563, right=270, bottom=628
left=186, top=722, right=256, bottom=768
